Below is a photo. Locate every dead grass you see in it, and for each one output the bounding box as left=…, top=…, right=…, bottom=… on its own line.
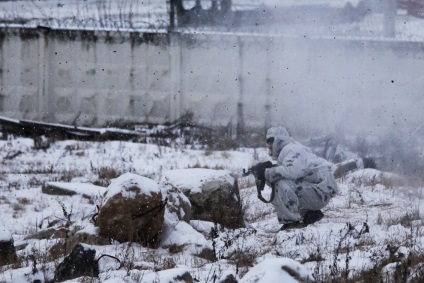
left=167, top=244, right=185, bottom=254
left=58, top=169, right=84, bottom=182
left=0, top=195, right=10, bottom=204
left=354, top=234, right=377, bottom=249
left=12, top=202, right=25, bottom=217
left=189, top=162, right=224, bottom=170
left=384, top=208, right=421, bottom=228
left=344, top=251, right=424, bottom=283
left=350, top=173, right=404, bottom=188
left=17, top=197, right=30, bottom=205
left=93, top=166, right=121, bottom=186
left=207, top=136, right=238, bottom=151
left=228, top=248, right=257, bottom=277
left=28, top=176, right=44, bottom=188
left=74, top=151, right=85, bottom=157
left=221, top=151, right=230, bottom=159
left=155, top=257, right=177, bottom=271
left=98, top=167, right=120, bottom=179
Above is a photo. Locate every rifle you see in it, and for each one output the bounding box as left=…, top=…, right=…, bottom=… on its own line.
left=243, top=161, right=276, bottom=204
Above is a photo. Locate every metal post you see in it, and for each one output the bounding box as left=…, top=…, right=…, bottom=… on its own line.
left=169, top=33, right=181, bottom=122
left=236, top=37, right=245, bottom=142
left=38, top=26, right=51, bottom=121
left=169, top=0, right=175, bottom=31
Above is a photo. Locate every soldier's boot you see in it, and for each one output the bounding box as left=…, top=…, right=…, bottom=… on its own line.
left=303, top=210, right=324, bottom=225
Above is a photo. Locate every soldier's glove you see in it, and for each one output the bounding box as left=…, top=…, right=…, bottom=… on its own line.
left=252, top=161, right=274, bottom=180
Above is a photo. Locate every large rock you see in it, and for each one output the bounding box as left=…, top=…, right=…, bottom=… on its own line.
left=163, top=184, right=192, bottom=223
left=162, top=169, right=244, bottom=229
left=333, top=159, right=358, bottom=179
left=97, top=173, right=165, bottom=246
left=54, top=243, right=99, bottom=282
left=0, top=228, right=17, bottom=266
left=240, top=258, right=313, bottom=283
left=333, top=157, right=378, bottom=179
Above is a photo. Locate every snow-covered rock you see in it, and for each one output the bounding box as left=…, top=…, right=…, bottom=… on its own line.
left=162, top=168, right=244, bottom=229
left=97, top=173, right=165, bottom=246
left=54, top=243, right=98, bottom=282
left=105, top=173, right=160, bottom=199
left=162, top=183, right=192, bottom=223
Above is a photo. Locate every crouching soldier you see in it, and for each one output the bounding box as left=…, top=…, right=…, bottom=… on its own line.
left=259, top=126, right=338, bottom=230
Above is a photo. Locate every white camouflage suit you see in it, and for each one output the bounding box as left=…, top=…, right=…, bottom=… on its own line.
left=264, top=127, right=338, bottom=224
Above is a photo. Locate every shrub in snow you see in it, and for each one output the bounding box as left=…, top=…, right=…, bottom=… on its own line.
left=54, top=243, right=99, bottom=282
left=97, top=173, right=166, bottom=247
left=0, top=227, right=17, bottom=266
left=240, top=257, right=313, bottom=283
left=218, top=270, right=240, bottom=283
left=141, top=267, right=193, bottom=283
left=162, top=169, right=244, bottom=229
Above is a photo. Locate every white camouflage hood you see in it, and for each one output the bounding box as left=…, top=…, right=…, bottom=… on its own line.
left=266, top=126, right=294, bottom=160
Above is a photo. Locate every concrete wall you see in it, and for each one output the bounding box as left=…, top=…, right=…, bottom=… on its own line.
left=0, top=27, right=423, bottom=136
left=175, top=33, right=424, bottom=136
left=0, top=28, right=173, bottom=126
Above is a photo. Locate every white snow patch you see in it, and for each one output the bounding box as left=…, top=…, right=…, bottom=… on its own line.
left=0, top=227, right=12, bottom=241
left=162, top=221, right=211, bottom=249
left=75, top=222, right=99, bottom=236
left=190, top=220, right=220, bottom=237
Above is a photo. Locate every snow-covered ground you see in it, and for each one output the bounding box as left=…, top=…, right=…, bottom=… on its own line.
left=1, top=136, right=424, bottom=282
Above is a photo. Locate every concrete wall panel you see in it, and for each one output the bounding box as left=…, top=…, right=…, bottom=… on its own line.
left=0, top=27, right=423, bottom=137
